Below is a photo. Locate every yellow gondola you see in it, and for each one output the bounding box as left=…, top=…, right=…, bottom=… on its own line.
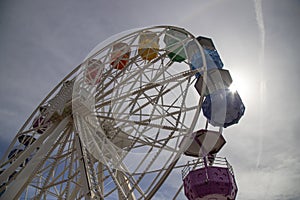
left=138, top=31, right=159, bottom=61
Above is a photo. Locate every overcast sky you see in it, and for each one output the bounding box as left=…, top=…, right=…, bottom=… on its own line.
left=0, top=0, right=299, bottom=199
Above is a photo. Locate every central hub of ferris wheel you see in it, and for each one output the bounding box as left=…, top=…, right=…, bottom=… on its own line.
left=0, top=26, right=245, bottom=200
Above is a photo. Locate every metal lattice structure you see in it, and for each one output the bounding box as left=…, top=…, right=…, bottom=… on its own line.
left=0, top=26, right=242, bottom=200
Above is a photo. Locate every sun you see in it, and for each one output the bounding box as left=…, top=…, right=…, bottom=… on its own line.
left=229, top=72, right=254, bottom=104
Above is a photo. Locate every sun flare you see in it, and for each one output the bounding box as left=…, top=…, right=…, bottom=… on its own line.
left=229, top=72, right=254, bottom=104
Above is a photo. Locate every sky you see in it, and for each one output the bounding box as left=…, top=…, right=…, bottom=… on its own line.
left=0, top=0, right=300, bottom=199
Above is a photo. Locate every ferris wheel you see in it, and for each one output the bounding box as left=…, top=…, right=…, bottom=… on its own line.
left=0, top=26, right=245, bottom=200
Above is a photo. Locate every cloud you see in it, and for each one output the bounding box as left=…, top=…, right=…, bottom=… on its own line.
left=253, top=0, right=267, bottom=169
left=254, top=0, right=265, bottom=60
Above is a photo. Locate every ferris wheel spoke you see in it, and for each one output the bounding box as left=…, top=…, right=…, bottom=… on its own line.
left=115, top=104, right=191, bottom=133
left=79, top=117, right=166, bottom=151
left=94, top=52, right=140, bottom=101
left=132, top=137, right=179, bottom=153
left=34, top=126, right=73, bottom=199
left=127, top=139, right=179, bottom=198
left=96, top=103, right=194, bottom=134
left=104, top=164, right=136, bottom=199
left=144, top=152, right=178, bottom=195
left=130, top=63, right=192, bottom=95
left=114, top=85, right=166, bottom=122
left=0, top=117, right=71, bottom=199
left=95, top=50, right=170, bottom=104
left=149, top=58, right=175, bottom=83
left=34, top=132, right=80, bottom=198
left=96, top=71, right=192, bottom=120
left=95, top=53, right=156, bottom=101
left=96, top=115, right=187, bottom=133
left=102, top=169, right=146, bottom=199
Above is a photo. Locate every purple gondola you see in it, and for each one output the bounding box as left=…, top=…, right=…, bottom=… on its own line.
left=183, top=157, right=238, bottom=200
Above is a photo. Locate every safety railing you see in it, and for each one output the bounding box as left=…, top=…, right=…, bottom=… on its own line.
left=182, top=157, right=234, bottom=180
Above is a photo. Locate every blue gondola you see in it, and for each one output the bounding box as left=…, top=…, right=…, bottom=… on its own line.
left=202, top=89, right=245, bottom=128
left=187, top=36, right=224, bottom=78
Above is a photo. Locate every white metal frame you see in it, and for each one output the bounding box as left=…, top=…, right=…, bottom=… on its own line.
left=0, top=26, right=209, bottom=200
